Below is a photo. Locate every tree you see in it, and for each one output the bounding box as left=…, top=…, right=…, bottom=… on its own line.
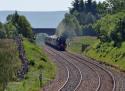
left=106, top=0, right=125, bottom=13
left=70, top=0, right=80, bottom=13
left=4, top=22, right=17, bottom=38
left=13, top=11, right=19, bottom=25
left=91, top=1, right=97, bottom=15
left=79, top=0, right=85, bottom=12
left=70, top=0, right=98, bottom=14
left=0, top=22, right=6, bottom=38
left=0, top=22, right=3, bottom=30
left=111, top=18, right=125, bottom=46
left=6, top=15, right=13, bottom=23
left=18, top=16, right=32, bottom=38
left=6, top=11, right=33, bottom=38
left=6, top=11, right=19, bottom=26
left=93, top=12, right=125, bottom=46
left=96, top=1, right=113, bottom=16
left=86, top=0, right=92, bottom=12
left=67, top=0, right=100, bottom=37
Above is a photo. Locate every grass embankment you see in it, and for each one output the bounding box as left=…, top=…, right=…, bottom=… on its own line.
left=7, top=39, right=56, bottom=91
left=68, top=36, right=125, bottom=71
left=68, top=36, right=99, bottom=53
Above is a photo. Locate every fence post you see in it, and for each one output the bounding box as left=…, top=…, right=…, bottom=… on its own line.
left=39, top=71, right=42, bottom=87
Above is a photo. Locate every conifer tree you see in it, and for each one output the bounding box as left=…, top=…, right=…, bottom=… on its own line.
left=79, top=0, right=85, bottom=12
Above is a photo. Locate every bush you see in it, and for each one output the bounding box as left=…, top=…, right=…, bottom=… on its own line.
left=93, top=12, right=125, bottom=47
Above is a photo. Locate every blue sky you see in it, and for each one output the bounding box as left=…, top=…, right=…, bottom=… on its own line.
left=0, top=0, right=105, bottom=11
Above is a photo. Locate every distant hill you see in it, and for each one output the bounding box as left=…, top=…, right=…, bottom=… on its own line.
left=0, top=11, right=66, bottom=28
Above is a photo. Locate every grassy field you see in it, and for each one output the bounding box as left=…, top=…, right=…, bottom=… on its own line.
left=6, top=39, right=56, bottom=91
left=68, top=36, right=125, bottom=71
left=67, top=36, right=99, bottom=53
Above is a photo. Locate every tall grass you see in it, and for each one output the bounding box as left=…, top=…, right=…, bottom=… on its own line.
left=0, top=39, right=21, bottom=91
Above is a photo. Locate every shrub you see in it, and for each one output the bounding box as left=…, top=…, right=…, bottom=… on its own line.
left=93, top=12, right=125, bottom=47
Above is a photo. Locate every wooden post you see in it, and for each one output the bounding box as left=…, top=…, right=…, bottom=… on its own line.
left=39, top=71, right=42, bottom=87
left=81, top=44, right=84, bottom=52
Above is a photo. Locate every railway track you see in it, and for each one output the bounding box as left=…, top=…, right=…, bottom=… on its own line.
left=46, top=46, right=116, bottom=91
left=46, top=46, right=100, bottom=91
left=44, top=48, right=70, bottom=91
left=60, top=52, right=101, bottom=91
left=63, top=51, right=116, bottom=91
left=45, top=47, right=82, bottom=91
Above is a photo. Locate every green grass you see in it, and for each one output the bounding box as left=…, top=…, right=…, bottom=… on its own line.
left=68, top=36, right=99, bottom=53
left=6, top=38, right=56, bottom=91
left=68, top=36, right=125, bottom=71
left=86, top=42, right=125, bottom=70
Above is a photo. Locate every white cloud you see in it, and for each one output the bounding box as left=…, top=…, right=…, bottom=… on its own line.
left=0, top=0, right=105, bottom=11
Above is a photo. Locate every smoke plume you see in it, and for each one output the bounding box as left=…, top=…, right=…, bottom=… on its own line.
left=55, top=13, right=82, bottom=39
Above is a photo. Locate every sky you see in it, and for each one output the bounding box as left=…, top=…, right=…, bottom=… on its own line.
left=0, top=0, right=105, bottom=11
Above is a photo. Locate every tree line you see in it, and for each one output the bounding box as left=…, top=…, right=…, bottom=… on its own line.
left=56, top=0, right=99, bottom=38
left=93, top=12, right=125, bottom=47
left=70, top=0, right=97, bottom=15
left=63, top=0, right=125, bottom=47
left=93, top=0, right=125, bottom=47
left=70, top=0, right=124, bottom=14
left=69, top=0, right=125, bottom=23
left=69, top=0, right=98, bottom=25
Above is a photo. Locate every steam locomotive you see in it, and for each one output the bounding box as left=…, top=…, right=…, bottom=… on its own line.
left=45, top=35, right=67, bottom=51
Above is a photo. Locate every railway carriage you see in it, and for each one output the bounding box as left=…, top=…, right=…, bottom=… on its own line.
left=45, top=35, right=67, bottom=51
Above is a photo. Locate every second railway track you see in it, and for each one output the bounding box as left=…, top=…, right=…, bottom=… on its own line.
left=45, top=46, right=116, bottom=91
left=63, top=51, right=116, bottom=91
